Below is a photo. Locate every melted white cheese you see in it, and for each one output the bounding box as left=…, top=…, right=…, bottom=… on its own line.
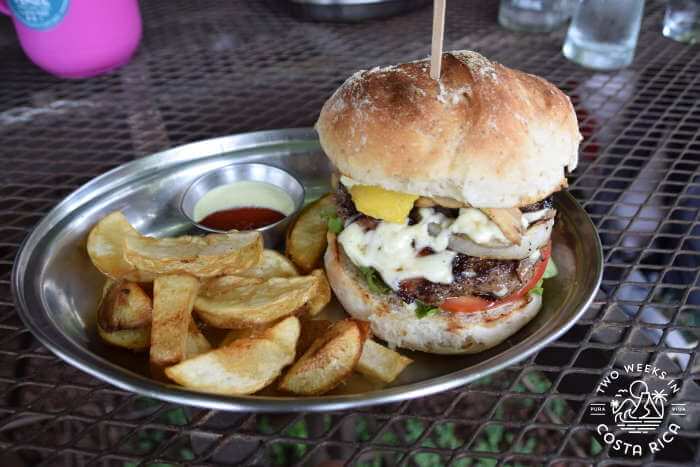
left=450, top=208, right=509, bottom=245
left=338, top=208, right=455, bottom=288
left=338, top=207, right=513, bottom=290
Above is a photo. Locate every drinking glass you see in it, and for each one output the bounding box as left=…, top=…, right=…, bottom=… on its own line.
left=498, top=0, right=572, bottom=32
left=663, top=0, right=700, bottom=44
left=562, top=0, right=644, bottom=70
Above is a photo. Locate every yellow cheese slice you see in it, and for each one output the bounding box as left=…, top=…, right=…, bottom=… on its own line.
left=349, top=185, right=418, bottom=223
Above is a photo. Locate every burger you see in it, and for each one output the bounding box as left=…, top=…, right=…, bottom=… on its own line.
left=316, top=50, right=581, bottom=354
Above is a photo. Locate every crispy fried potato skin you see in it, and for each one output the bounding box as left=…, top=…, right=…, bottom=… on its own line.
left=150, top=274, right=200, bottom=369
left=286, top=194, right=335, bottom=273
left=124, top=232, right=263, bottom=278
left=194, top=276, right=318, bottom=329
left=98, top=324, right=150, bottom=351
left=98, top=281, right=152, bottom=331
left=165, top=317, right=300, bottom=395
left=222, top=249, right=297, bottom=278
left=307, top=269, right=331, bottom=316
left=278, top=319, right=367, bottom=396
left=87, top=212, right=155, bottom=282
left=356, top=340, right=413, bottom=383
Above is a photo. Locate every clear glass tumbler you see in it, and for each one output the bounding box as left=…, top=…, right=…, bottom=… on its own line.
left=498, top=0, right=572, bottom=32
left=562, top=0, right=644, bottom=70
left=663, top=0, right=700, bottom=44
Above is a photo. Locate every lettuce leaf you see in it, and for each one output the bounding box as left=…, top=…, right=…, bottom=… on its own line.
left=327, top=216, right=343, bottom=234
left=543, top=257, right=558, bottom=279
left=357, top=266, right=391, bottom=294
left=415, top=301, right=440, bottom=319
left=321, top=208, right=344, bottom=234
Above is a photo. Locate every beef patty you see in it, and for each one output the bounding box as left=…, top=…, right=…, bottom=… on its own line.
left=335, top=184, right=548, bottom=305
left=397, top=254, right=540, bottom=305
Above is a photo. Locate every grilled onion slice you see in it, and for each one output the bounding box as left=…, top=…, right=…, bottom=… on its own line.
left=448, top=219, right=553, bottom=260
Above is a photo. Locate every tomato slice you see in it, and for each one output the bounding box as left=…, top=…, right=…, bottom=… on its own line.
left=440, top=242, right=552, bottom=313
left=507, top=242, right=551, bottom=301
left=439, top=295, right=495, bottom=313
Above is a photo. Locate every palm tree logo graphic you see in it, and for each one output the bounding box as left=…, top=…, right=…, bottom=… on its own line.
left=611, top=380, right=666, bottom=433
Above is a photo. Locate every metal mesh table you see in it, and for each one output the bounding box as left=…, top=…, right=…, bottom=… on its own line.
left=0, top=1, right=698, bottom=465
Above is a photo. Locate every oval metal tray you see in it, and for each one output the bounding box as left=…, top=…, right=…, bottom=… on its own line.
left=12, top=128, right=602, bottom=412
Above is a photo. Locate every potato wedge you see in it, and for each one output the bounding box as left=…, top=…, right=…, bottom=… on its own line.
left=185, top=319, right=211, bottom=359
left=96, top=279, right=151, bottom=351
left=307, top=269, right=331, bottom=316
left=260, top=315, right=301, bottom=353
left=98, top=324, right=150, bottom=351
left=201, top=275, right=264, bottom=296
left=98, top=318, right=206, bottom=356
left=124, top=231, right=262, bottom=278
left=222, top=249, right=297, bottom=279
left=87, top=211, right=154, bottom=282
left=286, top=193, right=335, bottom=274
left=165, top=317, right=300, bottom=395
left=222, top=314, right=308, bottom=350
left=202, top=253, right=303, bottom=295
left=150, top=274, right=200, bottom=369
left=98, top=280, right=152, bottom=331
left=166, top=340, right=289, bottom=395
left=356, top=340, right=413, bottom=383
left=278, top=319, right=367, bottom=395
left=194, top=276, right=317, bottom=328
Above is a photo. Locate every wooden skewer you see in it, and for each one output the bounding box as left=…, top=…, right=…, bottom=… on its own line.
left=430, top=0, right=446, bottom=80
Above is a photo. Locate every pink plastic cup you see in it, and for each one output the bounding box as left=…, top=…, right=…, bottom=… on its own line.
left=0, top=0, right=142, bottom=79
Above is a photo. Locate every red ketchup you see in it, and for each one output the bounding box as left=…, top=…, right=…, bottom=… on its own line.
left=199, top=207, right=285, bottom=231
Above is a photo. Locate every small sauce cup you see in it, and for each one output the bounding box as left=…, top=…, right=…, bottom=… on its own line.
left=180, top=163, right=305, bottom=247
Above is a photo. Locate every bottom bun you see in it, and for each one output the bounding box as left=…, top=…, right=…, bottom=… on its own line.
left=324, top=233, right=542, bottom=355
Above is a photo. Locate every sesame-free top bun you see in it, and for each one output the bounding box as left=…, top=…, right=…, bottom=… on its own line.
left=324, top=234, right=542, bottom=354
left=316, top=50, right=581, bottom=208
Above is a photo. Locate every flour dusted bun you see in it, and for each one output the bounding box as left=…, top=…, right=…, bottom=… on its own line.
left=324, top=234, right=542, bottom=354
left=316, top=50, right=581, bottom=208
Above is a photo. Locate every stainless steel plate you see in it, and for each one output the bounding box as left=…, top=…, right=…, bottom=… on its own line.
left=12, top=128, right=602, bottom=412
